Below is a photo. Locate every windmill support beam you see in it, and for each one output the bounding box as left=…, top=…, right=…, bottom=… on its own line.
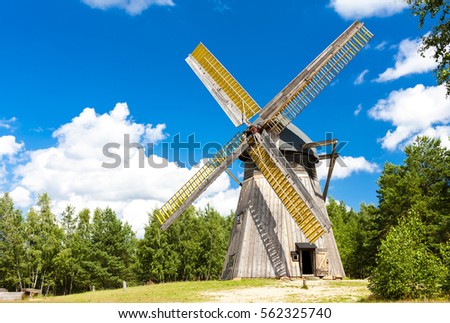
left=322, top=142, right=338, bottom=202
left=302, top=139, right=339, bottom=201
left=225, top=169, right=243, bottom=186
left=303, top=139, right=337, bottom=150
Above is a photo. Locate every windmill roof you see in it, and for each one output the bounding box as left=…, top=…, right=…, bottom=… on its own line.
left=279, top=123, right=314, bottom=152
left=253, top=117, right=317, bottom=154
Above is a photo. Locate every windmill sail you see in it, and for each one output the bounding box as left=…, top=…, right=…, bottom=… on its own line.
left=155, top=132, right=248, bottom=230
left=260, top=21, right=373, bottom=134
left=186, top=43, right=260, bottom=127
left=247, top=132, right=331, bottom=243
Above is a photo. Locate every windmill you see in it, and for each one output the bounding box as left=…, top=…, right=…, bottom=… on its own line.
left=155, top=21, right=373, bottom=279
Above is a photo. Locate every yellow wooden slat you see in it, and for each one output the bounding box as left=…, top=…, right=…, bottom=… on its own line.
left=191, top=43, right=260, bottom=120
left=248, top=143, right=325, bottom=243
left=156, top=132, right=246, bottom=227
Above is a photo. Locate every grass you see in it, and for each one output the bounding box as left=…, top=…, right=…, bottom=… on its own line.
left=22, top=279, right=449, bottom=303
left=37, top=279, right=279, bottom=303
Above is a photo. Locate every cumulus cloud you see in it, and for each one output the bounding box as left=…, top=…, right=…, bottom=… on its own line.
left=145, top=123, right=167, bottom=143
left=329, top=0, right=407, bottom=19
left=317, top=155, right=379, bottom=181
left=354, top=69, right=369, bottom=85
left=368, top=84, right=450, bottom=150
left=375, top=36, right=437, bottom=82
left=12, top=103, right=239, bottom=236
left=9, top=186, right=32, bottom=208
left=0, top=135, right=23, bottom=157
left=81, top=0, right=175, bottom=15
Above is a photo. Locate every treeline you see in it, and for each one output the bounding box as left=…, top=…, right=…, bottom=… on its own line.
left=328, top=137, right=450, bottom=300
left=0, top=193, right=232, bottom=295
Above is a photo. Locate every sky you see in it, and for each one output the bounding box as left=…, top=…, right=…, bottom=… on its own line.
left=1, top=0, right=449, bottom=236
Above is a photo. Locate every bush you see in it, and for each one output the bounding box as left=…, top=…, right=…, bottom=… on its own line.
left=368, top=213, right=447, bottom=300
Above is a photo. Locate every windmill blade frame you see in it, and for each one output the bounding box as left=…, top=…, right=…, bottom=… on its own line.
left=155, top=132, right=249, bottom=230
left=259, top=21, right=373, bottom=134
left=186, top=43, right=261, bottom=127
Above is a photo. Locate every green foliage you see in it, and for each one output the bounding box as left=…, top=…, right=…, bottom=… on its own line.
left=369, top=213, right=447, bottom=300
left=327, top=199, right=378, bottom=278
left=440, top=242, right=450, bottom=292
left=377, top=137, right=450, bottom=249
left=89, top=207, right=137, bottom=289
left=0, top=194, right=140, bottom=295
left=406, top=0, right=450, bottom=95
left=22, top=194, right=64, bottom=295
left=136, top=206, right=233, bottom=283
left=0, top=193, right=26, bottom=291
left=329, top=136, right=450, bottom=301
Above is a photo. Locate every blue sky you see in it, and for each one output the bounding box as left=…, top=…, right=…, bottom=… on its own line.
left=1, top=0, right=449, bottom=235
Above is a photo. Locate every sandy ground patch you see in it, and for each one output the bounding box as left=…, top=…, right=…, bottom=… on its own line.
left=204, top=279, right=370, bottom=303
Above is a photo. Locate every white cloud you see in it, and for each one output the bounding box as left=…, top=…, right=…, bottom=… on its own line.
left=354, top=104, right=363, bottom=116
left=145, top=123, right=167, bottom=143
left=81, top=0, right=175, bottom=15
left=375, top=36, right=437, bottom=82
left=12, top=103, right=239, bottom=237
left=317, top=155, right=379, bottom=181
left=0, top=117, right=17, bottom=130
left=195, top=187, right=240, bottom=215
left=368, top=84, right=450, bottom=150
left=0, top=135, right=23, bottom=157
left=329, top=0, right=407, bottom=19
left=9, top=186, right=32, bottom=208
left=409, top=126, right=450, bottom=150
left=354, top=69, right=369, bottom=85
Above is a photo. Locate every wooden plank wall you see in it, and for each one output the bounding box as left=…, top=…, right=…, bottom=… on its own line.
left=221, top=158, right=345, bottom=279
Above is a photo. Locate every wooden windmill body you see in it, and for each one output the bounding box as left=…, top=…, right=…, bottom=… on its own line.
left=154, top=21, right=373, bottom=279
left=222, top=125, right=344, bottom=279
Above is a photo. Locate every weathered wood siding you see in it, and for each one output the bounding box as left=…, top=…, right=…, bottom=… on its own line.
left=222, top=157, right=345, bottom=279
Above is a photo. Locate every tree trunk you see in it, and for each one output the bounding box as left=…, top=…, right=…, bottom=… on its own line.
left=17, top=270, right=23, bottom=291
left=40, top=270, right=46, bottom=292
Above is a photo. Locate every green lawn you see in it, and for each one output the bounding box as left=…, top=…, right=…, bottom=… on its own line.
left=38, top=279, right=279, bottom=303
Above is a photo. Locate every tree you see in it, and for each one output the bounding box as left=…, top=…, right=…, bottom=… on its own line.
left=137, top=211, right=181, bottom=283
left=327, top=198, right=359, bottom=277
left=89, top=207, right=137, bottom=289
left=21, top=194, right=63, bottom=295
left=369, top=213, right=447, bottom=300
left=406, top=0, right=450, bottom=95
left=137, top=206, right=233, bottom=283
left=327, top=198, right=378, bottom=278
left=377, top=136, right=450, bottom=250
left=196, top=206, right=231, bottom=280
left=54, top=205, right=78, bottom=295
left=0, top=193, right=26, bottom=291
